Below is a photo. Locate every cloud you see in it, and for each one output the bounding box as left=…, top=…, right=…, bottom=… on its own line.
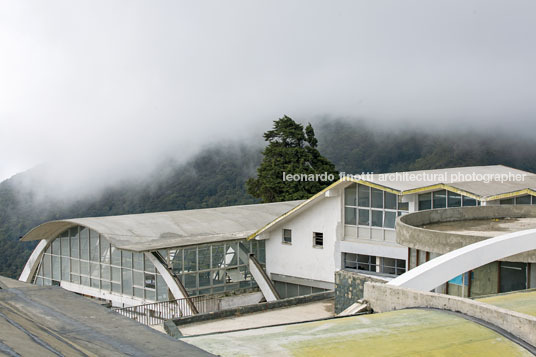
left=1, top=0, right=535, bottom=183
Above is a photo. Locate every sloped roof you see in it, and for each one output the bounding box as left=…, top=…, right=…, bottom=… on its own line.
left=21, top=200, right=304, bottom=251
left=249, top=165, right=536, bottom=240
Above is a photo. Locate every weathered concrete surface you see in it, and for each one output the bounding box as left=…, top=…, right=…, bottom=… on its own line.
left=20, top=200, right=304, bottom=251
left=0, top=277, right=212, bottom=356
left=178, top=299, right=334, bottom=336
left=477, top=289, right=536, bottom=317
left=334, top=270, right=389, bottom=314
left=364, top=282, right=536, bottom=348
left=397, top=205, right=536, bottom=262
left=183, top=308, right=532, bottom=356
left=388, top=229, right=536, bottom=291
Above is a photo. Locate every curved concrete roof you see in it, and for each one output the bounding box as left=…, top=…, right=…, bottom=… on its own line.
left=21, top=200, right=304, bottom=251
left=396, top=205, right=536, bottom=262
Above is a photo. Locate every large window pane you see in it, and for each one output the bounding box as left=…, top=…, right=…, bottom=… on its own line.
left=344, top=184, right=357, bottom=206
left=133, top=270, right=144, bottom=287
left=145, top=273, right=156, bottom=289
left=384, top=192, right=397, bottom=210
left=70, top=231, right=79, bottom=259
left=111, top=267, right=121, bottom=283
left=133, top=252, right=144, bottom=271
left=447, top=191, right=462, bottom=207
left=433, top=190, right=447, bottom=209
left=516, top=195, right=531, bottom=205
left=171, top=249, right=183, bottom=274
left=80, top=228, right=89, bottom=260
left=43, top=254, right=51, bottom=278
left=418, top=193, right=432, bottom=210
left=463, top=196, right=477, bottom=206
left=89, top=230, right=99, bottom=262
left=500, top=198, right=514, bottom=205
left=144, top=254, right=155, bottom=273
left=384, top=211, right=396, bottom=229
left=371, top=210, right=383, bottom=227
left=156, top=274, right=168, bottom=301
left=100, top=240, right=110, bottom=264
left=71, top=258, right=79, bottom=274
left=101, top=265, right=110, bottom=281
left=80, top=261, right=89, bottom=276
left=122, top=269, right=132, bottom=295
left=358, top=209, right=369, bottom=226
left=122, top=251, right=132, bottom=269
left=111, top=246, right=121, bottom=266
left=52, top=256, right=60, bottom=280
left=184, top=248, right=197, bottom=272
left=61, top=256, right=69, bottom=281
left=371, top=188, right=383, bottom=209
left=52, top=239, right=60, bottom=256
left=60, top=237, right=69, bottom=257
left=225, top=244, right=237, bottom=267
left=345, top=207, right=357, bottom=225
left=358, top=184, right=370, bottom=207
left=198, top=247, right=210, bottom=270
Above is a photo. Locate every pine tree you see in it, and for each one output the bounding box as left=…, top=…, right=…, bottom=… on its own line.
left=246, top=116, right=338, bottom=202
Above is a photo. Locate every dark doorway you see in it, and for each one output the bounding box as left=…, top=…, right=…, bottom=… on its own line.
left=499, top=262, right=527, bottom=293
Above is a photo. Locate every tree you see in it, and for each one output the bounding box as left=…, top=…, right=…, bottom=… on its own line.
left=246, top=116, right=338, bottom=202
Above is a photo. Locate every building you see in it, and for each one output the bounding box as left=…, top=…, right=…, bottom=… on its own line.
left=250, top=165, right=536, bottom=297
left=19, top=201, right=301, bottom=307
left=19, top=165, right=536, bottom=308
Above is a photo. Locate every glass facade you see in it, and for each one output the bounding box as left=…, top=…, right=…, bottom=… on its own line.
left=33, top=226, right=267, bottom=301
left=164, top=240, right=265, bottom=297
left=419, top=190, right=480, bottom=210
left=344, top=183, right=408, bottom=229
left=34, top=226, right=168, bottom=302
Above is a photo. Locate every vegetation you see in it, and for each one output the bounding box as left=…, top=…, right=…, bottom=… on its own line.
left=2, top=119, right=536, bottom=278
left=246, top=116, right=338, bottom=202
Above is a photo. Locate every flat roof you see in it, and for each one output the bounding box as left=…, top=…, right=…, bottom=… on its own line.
left=21, top=200, right=303, bottom=251
left=183, top=308, right=532, bottom=356
left=0, top=276, right=211, bottom=356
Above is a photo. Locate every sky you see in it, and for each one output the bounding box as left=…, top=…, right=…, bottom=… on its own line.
left=1, top=0, right=535, bottom=184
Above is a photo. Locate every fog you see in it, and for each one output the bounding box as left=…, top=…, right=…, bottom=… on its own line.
left=1, top=0, right=535, bottom=191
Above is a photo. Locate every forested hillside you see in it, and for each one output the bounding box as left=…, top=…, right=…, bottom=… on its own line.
left=2, top=120, right=536, bottom=278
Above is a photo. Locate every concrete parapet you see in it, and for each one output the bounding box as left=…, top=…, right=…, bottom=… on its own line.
left=396, top=205, right=536, bottom=261
left=334, top=270, right=389, bottom=314
left=364, top=282, right=536, bottom=347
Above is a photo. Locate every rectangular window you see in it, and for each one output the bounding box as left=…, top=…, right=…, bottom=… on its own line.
left=358, top=184, right=370, bottom=207
left=371, top=188, right=384, bottom=209
left=380, top=257, right=406, bottom=276
left=313, top=232, right=323, bottom=247
left=500, top=198, right=514, bottom=205
left=358, top=209, right=369, bottom=226
left=371, top=210, right=383, bottom=227
left=447, top=191, right=462, bottom=207
left=80, top=228, right=89, bottom=260
left=462, top=196, right=477, bottom=206
left=384, top=192, right=397, bottom=210
left=345, top=207, right=357, bottom=225
left=344, top=184, right=357, bottom=206
left=433, top=190, right=447, bottom=209
left=282, top=229, right=292, bottom=244
left=516, top=195, right=531, bottom=205
left=384, top=211, right=396, bottom=229
left=357, top=254, right=376, bottom=272
left=418, top=192, right=432, bottom=211
left=398, top=201, right=409, bottom=211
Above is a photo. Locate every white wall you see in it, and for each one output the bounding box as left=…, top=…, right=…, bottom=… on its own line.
left=264, top=191, right=342, bottom=284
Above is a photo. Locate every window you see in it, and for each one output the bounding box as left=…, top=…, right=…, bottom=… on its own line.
left=500, top=198, right=514, bottom=205
left=282, top=229, right=292, bottom=244
left=343, top=253, right=406, bottom=276
left=516, top=195, right=531, bottom=205
left=447, top=191, right=461, bottom=208
left=418, top=192, right=432, bottom=211
left=463, top=196, right=477, bottom=206
left=313, top=232, right=323, bottom=248
left=433, top=190, right=447, bottom=209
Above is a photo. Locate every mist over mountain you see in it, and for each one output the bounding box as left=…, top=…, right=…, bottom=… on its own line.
left=2, top=120, right=536, bottom=278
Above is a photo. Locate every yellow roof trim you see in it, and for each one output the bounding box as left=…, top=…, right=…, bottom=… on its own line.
left=485, top=188, right=536, bottom=202
left=248, top=179, right=536, bottom=240
left=247, top=179, right=345, bottom=240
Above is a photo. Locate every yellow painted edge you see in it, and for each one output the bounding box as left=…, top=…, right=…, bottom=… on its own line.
left=248, top=180, right=536, bottom=240
left=485, top=188, right=536, bottom=202
left=247, top=179, right=345, bottom=240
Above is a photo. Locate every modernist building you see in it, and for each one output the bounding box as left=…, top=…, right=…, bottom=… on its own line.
left=250, top=165, right=536, bottom=297
left=19, top=165, right=536, bottom=307
left=19, top=201, right=301, bottom=307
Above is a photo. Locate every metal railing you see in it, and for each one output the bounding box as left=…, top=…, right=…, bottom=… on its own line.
left=112, top=295, right=222, bottom=326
